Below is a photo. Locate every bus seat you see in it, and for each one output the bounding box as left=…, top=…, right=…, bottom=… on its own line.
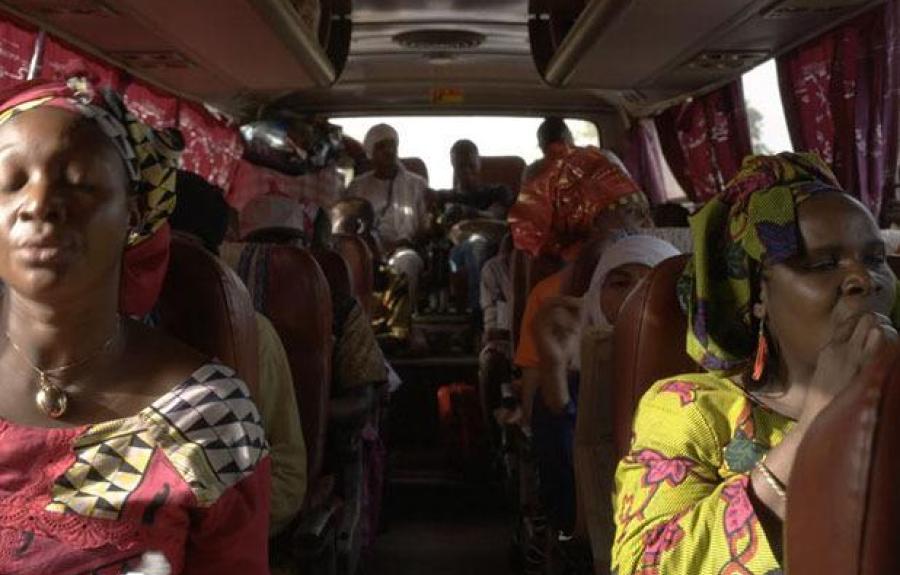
left=333, top=233, right=375, bottom=316
left=226, top=242, right=334, bottom=503
left=313, top=247, right=354, bottom=304
left=612, top=254, right=696, bottom=457
left=400, top=157, right=429, bottom=183
left=157, top=235, right=260, bottom=397
left=480, top=155, right=526, bottom=196
left=887, top=253, right=900, bottom=276
left=787, top=348, right=900, bottom=575
left=312, top=245, right=374, bottom=575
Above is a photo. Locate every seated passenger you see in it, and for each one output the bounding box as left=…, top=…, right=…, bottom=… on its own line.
left=0, top=80, right=269, bottom=573
left=522, top=117, right=573, bottom=184
left=346, top=123, right=429, bottom=253
left=445, top=139, right=513, bottom=220
left=528, top=236, right=679, bottom=541
left=168, top=178, right=308, bottom=540
left=511, top=146, right=652, bottom=430
left=612, top=153, right=898, bottom=574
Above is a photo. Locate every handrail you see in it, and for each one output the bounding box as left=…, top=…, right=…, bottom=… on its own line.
left=542, top=0, right=633, bottom=87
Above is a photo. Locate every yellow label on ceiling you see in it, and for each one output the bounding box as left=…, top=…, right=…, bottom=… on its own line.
left=431, top=87, right=465, bottom=105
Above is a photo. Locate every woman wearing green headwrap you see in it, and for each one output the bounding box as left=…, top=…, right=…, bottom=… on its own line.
left=611, top=153, right=898, bottom=574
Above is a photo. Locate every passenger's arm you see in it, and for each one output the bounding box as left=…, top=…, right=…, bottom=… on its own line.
left=255, top=315, right=308, bottom=535
left=612, top=379, right=782, bottom=574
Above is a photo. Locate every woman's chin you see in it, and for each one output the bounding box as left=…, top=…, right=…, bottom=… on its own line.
left=11, top=266, right=78, bottom=300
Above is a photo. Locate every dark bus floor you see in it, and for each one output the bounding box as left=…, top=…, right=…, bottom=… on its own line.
left=365, top=481, right=513, bottom=575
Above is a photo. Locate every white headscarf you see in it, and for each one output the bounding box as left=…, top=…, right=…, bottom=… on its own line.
left=363, top=123, right=399, bottom=159
left=584, top=234, right=681, bottom=331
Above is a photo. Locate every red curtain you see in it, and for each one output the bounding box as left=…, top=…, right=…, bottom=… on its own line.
left=623, top=118, right=668, bottom=205
left=0, top=18, right=36, bottom=90
left=778, top=3, right=899, bottom=218
left=178, top=103, right=243, bottom=190
left=39, top=36, right=121, bottom=89
left=123, top=81, right=179, bottom=130
left=655, top=81, right=753, bottom=202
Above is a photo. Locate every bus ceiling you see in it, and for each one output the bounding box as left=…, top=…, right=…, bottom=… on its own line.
left=0, top=0, right=886, bottom=120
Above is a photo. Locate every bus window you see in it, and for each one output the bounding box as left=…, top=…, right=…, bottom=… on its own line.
left=742, top=59, right=793, bottom=155
left=332, top=116, right=599, bottom=189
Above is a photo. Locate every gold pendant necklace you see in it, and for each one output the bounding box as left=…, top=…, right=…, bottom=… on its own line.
left=5, top=320, right=122, bottom=419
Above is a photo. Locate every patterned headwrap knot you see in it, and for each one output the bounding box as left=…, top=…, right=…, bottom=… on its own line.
left=680, top=152, right=842, bottom=373
left=0, top=78, right=182, bottom=247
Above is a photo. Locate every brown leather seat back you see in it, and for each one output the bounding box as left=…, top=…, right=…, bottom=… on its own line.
left=312, top=247, right=353, bottom=304
left=612, top=254, right=696, bottom=457
left=229, top=242, right=334, bottom=489
left=333, top=233, right=374, bottom=315
left=787, top=350, right=900, bottom=575
left=510, top=249, right=564, bottom=352
left=400, top=157, right=429, bottom=183
left=157, top=235, right=260, bottom=396
left=481, top=155, right=526, bottom=196
left=888, top=253, right=900, bottom=277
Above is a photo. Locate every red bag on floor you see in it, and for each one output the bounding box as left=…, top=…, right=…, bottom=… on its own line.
left=437, top=383, right=486, bottom=467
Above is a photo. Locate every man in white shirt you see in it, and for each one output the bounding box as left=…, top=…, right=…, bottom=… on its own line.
left=347, top=124, right=429, bottom=252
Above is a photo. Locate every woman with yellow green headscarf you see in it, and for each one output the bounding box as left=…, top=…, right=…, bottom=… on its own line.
left=611, top=152, right=898, bottom=574
left=0, top=79, right=270, bottom=574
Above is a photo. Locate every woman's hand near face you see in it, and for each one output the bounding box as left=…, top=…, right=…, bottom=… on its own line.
left=533, top=296, right=583, bottom=370
left=533, top=296, right=583, bottom=414
left=751, top=310, right=898, bottom=526
left=800, top=310, right=898, bottom=423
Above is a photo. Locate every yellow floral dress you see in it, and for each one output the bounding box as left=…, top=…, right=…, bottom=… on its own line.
left=612, top=373, right=793, bottom=575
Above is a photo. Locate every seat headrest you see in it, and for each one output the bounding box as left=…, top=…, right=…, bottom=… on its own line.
left=787, top=349, right=900, bottom=574
left=400, top=157, right=429, bottom=183
left=612, top=254, right=696, bottom=457
left=156, top=235, right=260, bottom=396
left=312, top=247, right=353, bottom=304
left=480, top=156, right=526, bottom=195
left=888, top=253, right=900, bottom=277
left=222, top=241, right=334, bottom=491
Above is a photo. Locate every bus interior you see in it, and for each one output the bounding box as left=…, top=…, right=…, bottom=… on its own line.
left=0, top=1, right=897, bottom=574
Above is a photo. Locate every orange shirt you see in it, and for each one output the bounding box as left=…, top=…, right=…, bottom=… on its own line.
left=514, top=270, right=564, bottom=369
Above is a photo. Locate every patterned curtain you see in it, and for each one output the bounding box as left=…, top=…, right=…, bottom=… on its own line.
left=777, top=2, right=900, bottom=219
left=655, top=81, right=753, bottom=202
left=623, top=118, right=667, bottom=205
left=0, top=18, right=36, bottom=90
left=178, top=103, right=244, bottom=190
left=123, top=81, right=180, bottom=130
left=39, top=36, right=122, bottom=89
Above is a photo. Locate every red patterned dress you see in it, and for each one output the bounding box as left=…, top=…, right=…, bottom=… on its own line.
left=0, top=363, right=271, bottom=575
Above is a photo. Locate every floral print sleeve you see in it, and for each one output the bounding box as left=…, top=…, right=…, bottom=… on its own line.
left=611, top=373, right=790, bottom=575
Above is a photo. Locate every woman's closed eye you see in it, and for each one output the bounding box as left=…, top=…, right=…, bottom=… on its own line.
left=0, top=165, right=28, bottom=194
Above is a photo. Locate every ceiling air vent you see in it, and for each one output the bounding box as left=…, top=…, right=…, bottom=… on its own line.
left=111, top=51, right=192, bottom=70
left=392, top=29, right=486, bottom=51
left=688, top=50, right=769, bottom=71
left=762, top=0, right=869, bottom=19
